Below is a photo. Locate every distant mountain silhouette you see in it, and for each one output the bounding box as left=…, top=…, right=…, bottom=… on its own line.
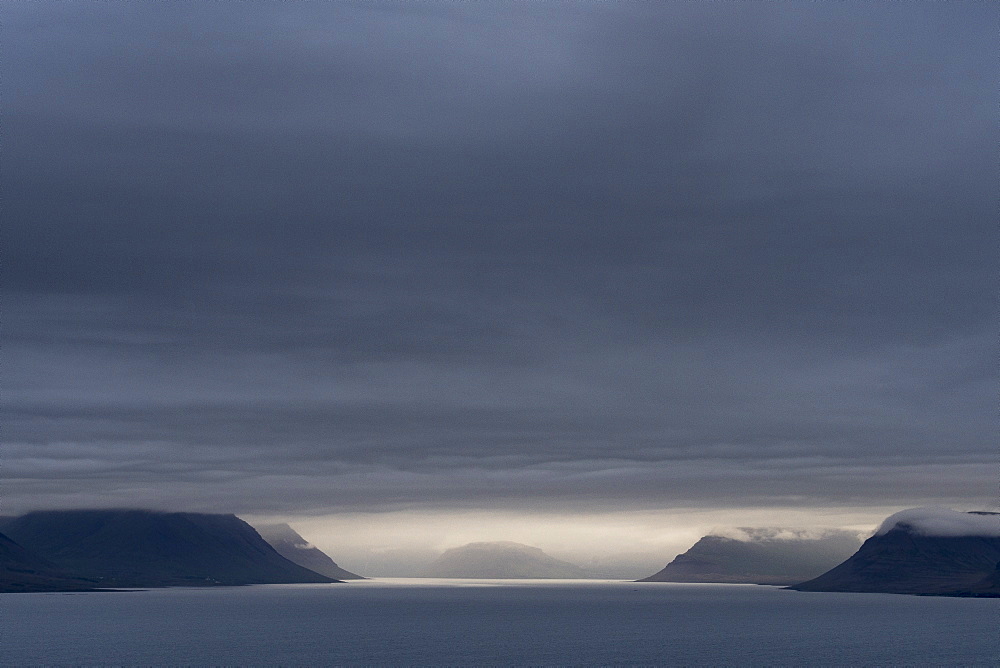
left=426, top=541, right=589, bottom=579
left=0, top=530, right=100, bottom=592
left=255, top=523, right=363, bottom=580
left=2, top=510, right=337, bottom=588
left=790, top=509, right=1000, bottom=597
left=639, top=530, right=862, bottom=585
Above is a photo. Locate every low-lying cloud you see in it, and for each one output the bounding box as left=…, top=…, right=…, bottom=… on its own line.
left=708, top=527, right=866, bottom=543
left=876, top=507, right=1000, bottom=538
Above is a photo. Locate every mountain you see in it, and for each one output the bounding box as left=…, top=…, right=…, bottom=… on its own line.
left=426, top=541, right=589, bottom=579
left=255, top=523, right=363, bottom=580
left=0, top=530, right=100, bottom=592
left=2, top=510, right=338, bottom=588
left=970, top=561, right=1000, bottom=593
left=638, top=529, right=862, bottom=585
left=790, top=508, right=1000, bottom=597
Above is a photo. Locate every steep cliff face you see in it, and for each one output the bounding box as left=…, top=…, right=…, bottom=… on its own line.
left=639, top=531, right=861, bottom=585
left=3, top=510, right=338, bottom=588
left=426, top=542, right=589, bottom=579
left=256, top=523, right=363, bottom=580
left=790, top=508, right=1000, bottom=597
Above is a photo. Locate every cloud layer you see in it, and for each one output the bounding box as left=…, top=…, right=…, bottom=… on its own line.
left=4, top=2, right=996, bottom=522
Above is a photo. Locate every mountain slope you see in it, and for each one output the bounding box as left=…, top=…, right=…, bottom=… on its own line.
left=426, top=541, right=589, bottom=579
left=3, top=510, right=338, bottom=588
left=790, top=508, right=1000, bottom=596
left=967, top=561, right=1000, bottom=595
left=639, top=530, right=862, bottom=585
left=255, top=523, right=363, bottom=580
left=0, top=530, right=99, bottom=592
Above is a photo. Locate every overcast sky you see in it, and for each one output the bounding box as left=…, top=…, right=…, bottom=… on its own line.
left=4, top=1, right=996, bottom=567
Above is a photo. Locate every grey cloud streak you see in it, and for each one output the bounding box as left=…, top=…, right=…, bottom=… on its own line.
left=4, top=1, right=996, bottom=517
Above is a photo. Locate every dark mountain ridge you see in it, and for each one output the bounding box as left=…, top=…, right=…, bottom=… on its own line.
left=2, top=509, right=337, bottom=588
left=1, top=530, right=100, bottom=592
left=790, top=508, right=1000, bottom=597
left=639, top=530, right=862, bottom=585
left=255, top=523, right=363, bottom=580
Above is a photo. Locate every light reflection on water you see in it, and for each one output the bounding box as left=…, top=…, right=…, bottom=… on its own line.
left=347, top=576, right=653, bottom=586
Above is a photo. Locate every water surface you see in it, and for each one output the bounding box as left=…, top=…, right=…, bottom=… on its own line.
left=3, top=579, right=997, bottom=666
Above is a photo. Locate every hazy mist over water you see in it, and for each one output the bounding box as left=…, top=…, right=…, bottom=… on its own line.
left=270, top=507, right=882, bottom=578
left=4, top=581, right=997, bottom=666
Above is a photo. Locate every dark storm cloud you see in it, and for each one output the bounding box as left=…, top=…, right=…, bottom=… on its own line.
left=4, top=1, right=996, bottom=514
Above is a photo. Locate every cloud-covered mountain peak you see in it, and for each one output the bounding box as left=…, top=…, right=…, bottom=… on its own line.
left=875, top=507, right=1000, bottom=538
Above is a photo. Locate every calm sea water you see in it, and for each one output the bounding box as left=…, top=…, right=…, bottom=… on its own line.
left=3, top=579, right=998, bottom=666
